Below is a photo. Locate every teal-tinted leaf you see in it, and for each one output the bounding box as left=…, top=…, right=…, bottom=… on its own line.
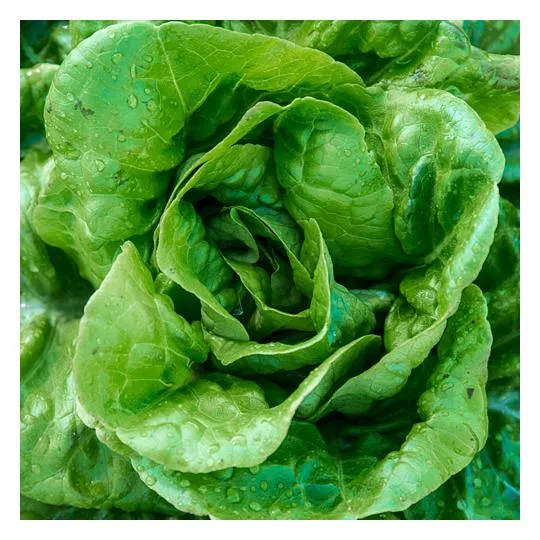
left=497, top=120, right=520, bottom=186
left=20, top=21, right=72, bottom=68
left=463, top=20, right=520, bottom=55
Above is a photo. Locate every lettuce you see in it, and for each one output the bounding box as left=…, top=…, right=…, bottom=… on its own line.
left=20, top=20, right=519, bottom=520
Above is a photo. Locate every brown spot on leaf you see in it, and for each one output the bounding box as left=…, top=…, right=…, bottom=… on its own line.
left=74, top=99, right=95, bottom=118
left=114, top=169, right=129, bottom=186
left=467, top=388, right=475, bottom=399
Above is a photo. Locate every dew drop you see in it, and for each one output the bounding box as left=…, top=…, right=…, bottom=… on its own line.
left=248, top=465, right=260, bottom=475
left=179, top=479, right=191, bottom=488
left=95, top=159, right=105, bottom=172
left=248, top=501, right=262, bottom=512
left=146, top=99, right=158, bottom=112
left=226, top=487, right=241, bottom=503
left=231, top=435, right=247, bottom=447
left=127, top=95, right=138, bottom=109
left=145, top=475, right=156, bottom=486
left=117, top=133, right=126, bottom=142
left=112, top=52, right=122, bottom=64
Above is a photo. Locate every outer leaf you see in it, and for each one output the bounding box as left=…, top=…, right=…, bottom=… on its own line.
left=133, top=285, right=491, bottom=519
left=20, top=63, right=58, bottom=155
left=476, top=199, right=520, bottom=380
left=370, top=22, right=520, bottom=134
left=20, top=496, right=182, bottom=520
left=20, top=149, right=59, bottom=298
left=222, top=20, right=440, bottom=59
left=20, top=313, right=173, bottom=514
left=403, top=381, right=519, bottom=519
left=74, top=242, right=208, bottom=429
left=497, top=121, right=520, bottom=186
left=463, top=20, right=520, bottom=55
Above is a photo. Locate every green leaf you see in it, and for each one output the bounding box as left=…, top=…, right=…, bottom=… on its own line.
left=404, top=380, right=519, bottom=519
left=20, top=148, right=60, bottom=298
left=205, top=220, right=375, bottom=374
left=74, top=242, right=208, bottom=429
left=476, top=199, right=520, bottom=380
left=33, top=21, right=361, bottom=285
left=132, top=286, right=491, bottom=519
left=497, top=121, right=520, bottom=186
left=370, top=22, right=520, bottom=134
left=20, top=64, right=58, bottom=155
left=463, top=20, right=520, bottom=55
left=20, top=312, right=173, bottom=514
left=274, top=97, right=407, bottom=278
